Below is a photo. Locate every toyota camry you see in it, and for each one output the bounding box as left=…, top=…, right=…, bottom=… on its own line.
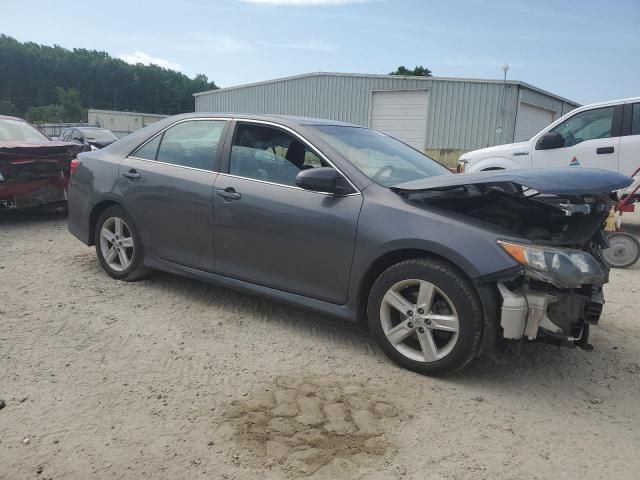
left=67, top=113, right=632, bottom=375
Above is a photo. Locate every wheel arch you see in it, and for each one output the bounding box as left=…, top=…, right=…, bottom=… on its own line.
left=468, top=157, right=520, bottom=172
left=88, top=199, right=126, bottom=245
left=356, top=248, right=478, bottom=323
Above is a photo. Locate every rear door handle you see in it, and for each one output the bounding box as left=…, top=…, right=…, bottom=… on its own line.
left=597, top=147, right=614, bottom=154
left=123, top=169, right=141, bottom=179
left=216, top=187, right=241, bottom=201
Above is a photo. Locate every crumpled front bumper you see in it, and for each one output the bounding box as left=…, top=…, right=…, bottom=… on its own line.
left=497, top=279, right=604, bottom=348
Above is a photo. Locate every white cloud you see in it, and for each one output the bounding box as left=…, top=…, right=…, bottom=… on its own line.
left=240, top=0, right=370, bottom=5
left=118, top=51, right=181, bottom=70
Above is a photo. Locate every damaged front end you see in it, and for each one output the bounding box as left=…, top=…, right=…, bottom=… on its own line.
left=392, top=168, right=633, bottom=350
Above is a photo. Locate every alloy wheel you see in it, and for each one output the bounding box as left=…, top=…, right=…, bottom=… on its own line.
left=379, top=279, right=460, bottom=363
left=99, top=216, right=135, bottom=272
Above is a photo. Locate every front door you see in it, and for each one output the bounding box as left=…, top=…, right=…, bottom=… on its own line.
left=212, top=121, right=363, bottom=304
left=119, top=119, right=227, bottom=271
left=532, top=105, right=621, bottom=171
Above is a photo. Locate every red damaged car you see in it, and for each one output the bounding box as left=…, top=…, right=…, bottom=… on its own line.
left=0, top=115, right=84, bottom=211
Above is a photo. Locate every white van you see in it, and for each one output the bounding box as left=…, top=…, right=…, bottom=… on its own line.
left=458, top=97, right=640, bottom=176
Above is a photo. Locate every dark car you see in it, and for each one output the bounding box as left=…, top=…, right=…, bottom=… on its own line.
left=60, top=126, right=119, bottom=150
left=0, top=115, right=83, bottom=210
left=66, top=114, right=631, bottom=375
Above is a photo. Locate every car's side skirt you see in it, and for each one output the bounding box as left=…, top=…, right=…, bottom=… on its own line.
left=144, top=253, right=357, bottom=322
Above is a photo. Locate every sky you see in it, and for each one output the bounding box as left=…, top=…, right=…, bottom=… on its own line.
left=2, top=0, right=638, bottom=105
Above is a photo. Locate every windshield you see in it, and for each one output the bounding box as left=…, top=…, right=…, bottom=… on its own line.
left=79, top=128, right=118, bottom=141
left=312, top=125, right=450, bottom=187
left=0, top=119, right=49, bottom=143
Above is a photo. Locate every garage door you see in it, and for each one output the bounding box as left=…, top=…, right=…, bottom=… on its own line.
left=369, top=90, right=429, bottom=150
left=514, top=102, right=555, bottom=142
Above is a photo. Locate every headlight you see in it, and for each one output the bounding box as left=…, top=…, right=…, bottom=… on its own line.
left=498, top=240, right=606, bottom=288
left=90, top=144, right=98, bottom=151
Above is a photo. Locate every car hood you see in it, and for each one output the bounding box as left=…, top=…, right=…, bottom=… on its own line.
left=459, top=141, right=531, bottom=161
left=391, top=168, right=633, bottom=195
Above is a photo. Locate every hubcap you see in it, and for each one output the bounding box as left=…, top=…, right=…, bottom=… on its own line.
left=604, top=234, right=639, bottom=267
left=99, top=217, right=134, bottom=272
left=380, top=279, right=460, bottom=363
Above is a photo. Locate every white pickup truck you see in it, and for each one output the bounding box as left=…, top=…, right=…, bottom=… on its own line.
left=458, top=97, right=640, bottom=177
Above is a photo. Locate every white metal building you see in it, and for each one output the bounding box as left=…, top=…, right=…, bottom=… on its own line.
left=194, top=72, right=579, bottom=165
left=87, top=109, right=169, bottom=138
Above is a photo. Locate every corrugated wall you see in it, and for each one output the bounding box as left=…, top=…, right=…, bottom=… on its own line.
left=425, top=81, right=519, bottom=150
left=195, top=74, right=430, bottom=125
left=195, top=74, right=565, bottom=150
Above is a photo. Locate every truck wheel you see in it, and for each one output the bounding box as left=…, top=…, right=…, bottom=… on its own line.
left=95, top=206, right=150, bottom=281
left=367, top=258, right=483, bottom=376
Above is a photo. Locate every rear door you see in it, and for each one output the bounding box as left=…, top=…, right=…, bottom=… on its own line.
left=532, top=105, right=621, bottom=171
left=212, top=121, right=363, bottom=304
left=119, top=119, right=228, bottom=271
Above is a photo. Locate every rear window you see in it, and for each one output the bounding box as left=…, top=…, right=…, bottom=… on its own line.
left=0, top=119, right=49, bottom=143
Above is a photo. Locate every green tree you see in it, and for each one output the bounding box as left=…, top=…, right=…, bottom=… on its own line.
left=390, top=65, right=433, bottom=77
left=0, top=35, right=219, bottom=117
left=55, top=87, right=86, bottom=122
left=25, top=104, right=64, bottom=123
left=0, top=100, right=20, bottom=116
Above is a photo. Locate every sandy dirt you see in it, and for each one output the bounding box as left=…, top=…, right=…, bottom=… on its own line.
left=1, top=211, right=640, bottom=480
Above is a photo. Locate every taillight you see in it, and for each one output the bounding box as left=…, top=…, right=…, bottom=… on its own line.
left=70, top=158, right=80, bottom=176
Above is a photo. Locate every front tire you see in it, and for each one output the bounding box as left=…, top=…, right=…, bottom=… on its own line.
left=367, top=258, right=484, bottom=376
left=95, top=206, right=150, bottom=281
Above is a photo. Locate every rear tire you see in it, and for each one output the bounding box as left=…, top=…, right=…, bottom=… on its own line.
left=94, top=206, right=150, bottom=281
left=367, top=258, right=483, bottom=376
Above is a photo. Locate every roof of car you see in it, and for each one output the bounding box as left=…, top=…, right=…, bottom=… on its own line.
left=168, top=112, right=362, bottom=128
left=0, top=114, right=27, bottom=122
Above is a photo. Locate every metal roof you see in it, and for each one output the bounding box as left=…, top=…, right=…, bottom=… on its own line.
left=194, top=71, right=580, bottom=107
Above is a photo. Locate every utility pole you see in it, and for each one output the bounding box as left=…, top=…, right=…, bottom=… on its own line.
left=495, top=64, right=510, bottom=144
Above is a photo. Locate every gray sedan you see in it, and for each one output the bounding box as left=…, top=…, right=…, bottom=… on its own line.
left=67, top=114, right=631, bottom=375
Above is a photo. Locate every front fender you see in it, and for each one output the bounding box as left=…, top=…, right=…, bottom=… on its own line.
left=467, top=157, right=526, bottom=172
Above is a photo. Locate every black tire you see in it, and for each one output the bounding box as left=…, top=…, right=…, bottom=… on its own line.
left=94, top=205, right=150, bottom=281
left=603, top=232, right=640, bottom=268
left=367, top=258, right=484, bottom=376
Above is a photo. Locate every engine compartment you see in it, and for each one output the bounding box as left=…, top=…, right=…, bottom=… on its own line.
left=403, top=184, right=612, bottom=248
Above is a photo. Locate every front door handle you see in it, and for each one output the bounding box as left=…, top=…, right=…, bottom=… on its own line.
left=597, top=147, right=614, bottom=154
left=123, top=169, right=141, bottom=179
left=216, top=187, right=241, bottom=201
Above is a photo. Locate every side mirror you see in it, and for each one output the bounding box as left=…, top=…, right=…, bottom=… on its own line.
left=295, top=167, right=341, bottom=194
left=536, top=131, right=564, bottom=150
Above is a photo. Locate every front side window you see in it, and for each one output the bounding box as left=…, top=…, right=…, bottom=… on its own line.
left=71, top=130, right=83, bottom=142
left=551, top=107, right=615, bottom=147
left=311, top=125, right=450, bottom=187
left=150, top=120, right=225, bottom=171
left=229, top=123, right=327, bottom=187
left=632, top=103, right=640, bottom=136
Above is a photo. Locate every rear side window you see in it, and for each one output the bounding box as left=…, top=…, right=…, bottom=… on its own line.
left=551, top=106, right=615, bottom=147
left=632, top=103, right=640, bottom=136
left=134, top=135, right=162, bottom=160
left=155, top=120, right=226, bottom=171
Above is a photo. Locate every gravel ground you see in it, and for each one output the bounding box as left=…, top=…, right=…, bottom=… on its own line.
left=1, top=211, right=640, bottom=480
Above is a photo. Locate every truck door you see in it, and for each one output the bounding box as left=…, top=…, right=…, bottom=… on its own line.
left=532, top=105, right=621, bottom=172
